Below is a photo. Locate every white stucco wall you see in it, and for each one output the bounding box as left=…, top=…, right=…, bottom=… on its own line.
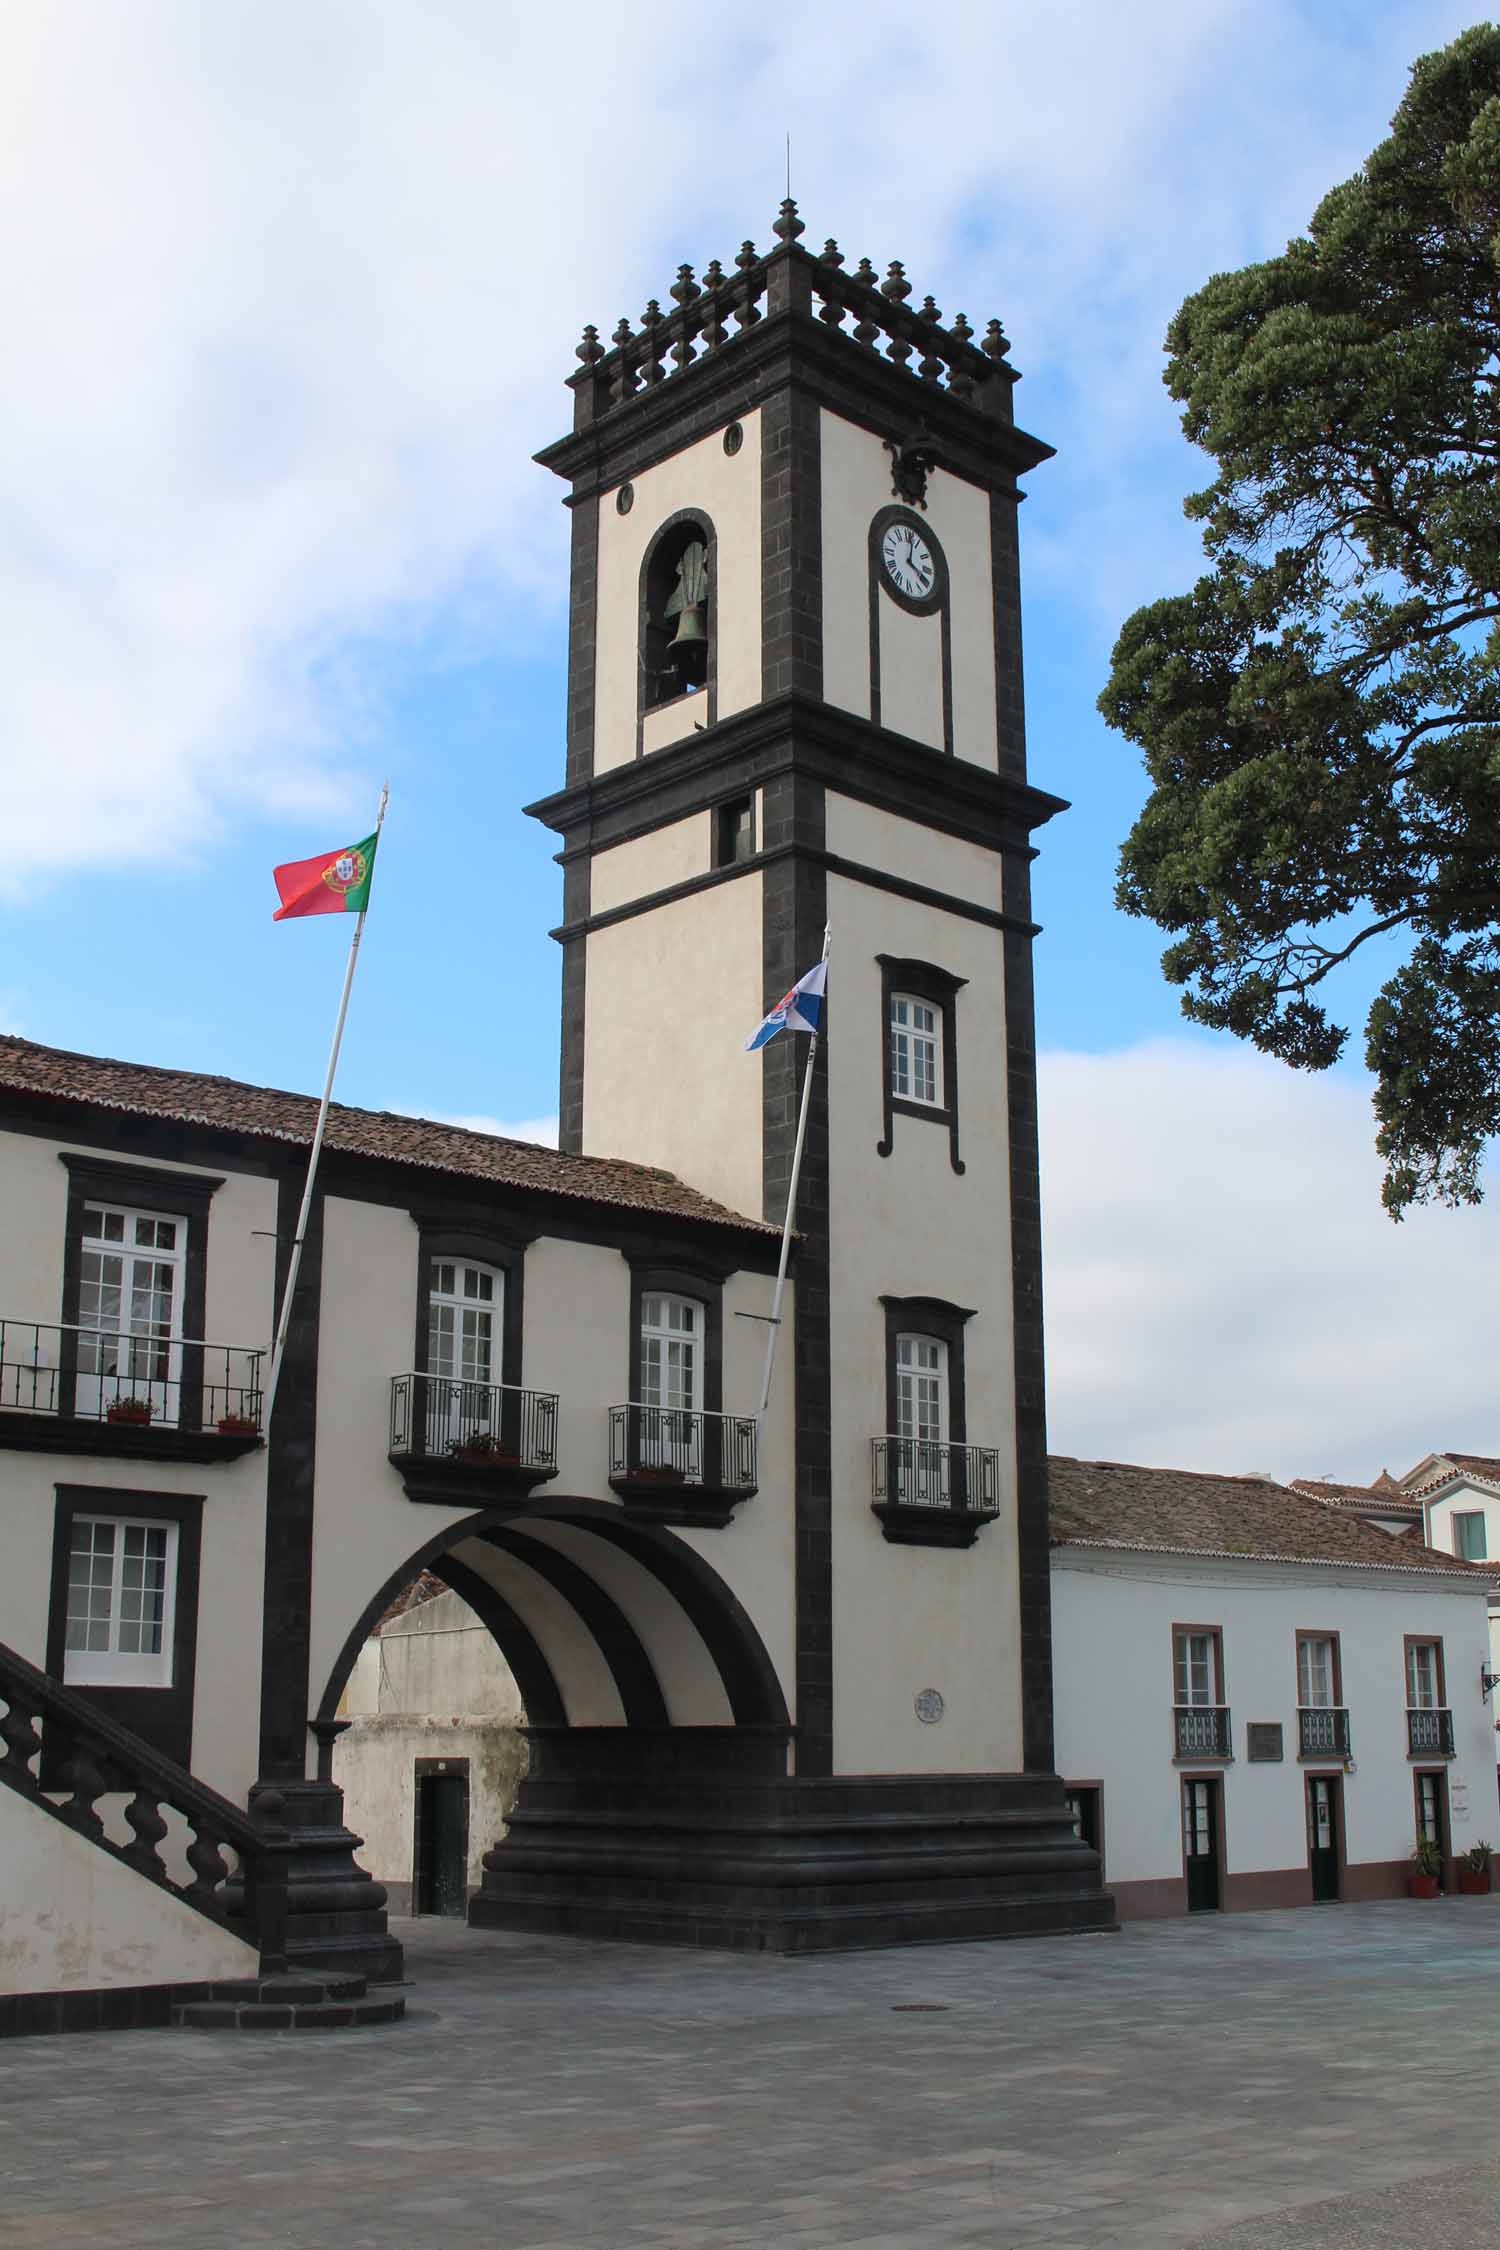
left=0, top=1789, right=258, bottom=1993
left=593, top=411, right=762, bottom=776
left=590, top=810, right=713, bottom=917
left=1052, top=1549, right=1496, bottom=1911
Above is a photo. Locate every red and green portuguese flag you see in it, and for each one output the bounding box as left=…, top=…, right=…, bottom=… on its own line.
left=271, top=832, right=379, bottom=921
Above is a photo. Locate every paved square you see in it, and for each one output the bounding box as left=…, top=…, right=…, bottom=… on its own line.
left=3, top=1898, right=1500, bottom=2247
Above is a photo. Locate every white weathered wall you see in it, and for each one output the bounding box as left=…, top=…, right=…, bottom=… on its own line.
left=1052, top=1549, right=1496, bottom=1910
left=0, top=1789, right=258, bottom=1992
left=593, top=411, right=762, bottom=775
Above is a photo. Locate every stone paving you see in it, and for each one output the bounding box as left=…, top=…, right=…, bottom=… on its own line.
left=3, top=1897, right=1500, bottom=2248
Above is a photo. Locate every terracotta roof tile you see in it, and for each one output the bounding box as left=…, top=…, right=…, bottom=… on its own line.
left=1049, top=1456, right=1482, bottom=1575
left=0, top=1035, right=776, bottom=1238
left=1289, top=1477, right=1422, bottom=1517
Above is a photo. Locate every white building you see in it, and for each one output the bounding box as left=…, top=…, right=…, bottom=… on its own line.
left=1052, top=1456, right=1495, bottom=1917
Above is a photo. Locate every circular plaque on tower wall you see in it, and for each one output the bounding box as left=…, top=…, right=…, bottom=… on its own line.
left=915, top=1689, right=945, bottom=1724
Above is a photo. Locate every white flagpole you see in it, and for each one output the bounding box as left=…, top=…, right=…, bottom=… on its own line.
left=263, top=783, right=389, bottom=1431
left=756, top=923, right=830, bottom=1426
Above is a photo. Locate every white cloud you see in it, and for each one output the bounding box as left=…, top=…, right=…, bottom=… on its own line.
left=1039, top=1039, right=1500, bottom=1485
left=1, top=0, right=1479, bottom=890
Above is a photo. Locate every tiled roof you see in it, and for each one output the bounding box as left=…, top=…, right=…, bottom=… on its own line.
left=1048, top=1456, right=1481, bottom=1576
left=0, top=1035, right=776, bottom=1237
left=1289, top=1477, right=1422, bottom=1518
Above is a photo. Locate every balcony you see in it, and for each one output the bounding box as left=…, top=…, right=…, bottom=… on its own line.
left=871, top=1436, right=1003, bottom=1548
left=1173, top=1705, right=1232, bottom=1759
left=608, top=1404, right=757, bottom=1528
left=0, top=1318, right=264, bottom=1462
left=1406, top=1707, right=1455, bottom=1758
left=1297, top=1706, right=1351, bottom=1759
left=388, top=1374, right=560, bottom=1507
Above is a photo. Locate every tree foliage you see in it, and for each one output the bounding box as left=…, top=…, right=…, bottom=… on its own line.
left=1100, top=27, right=1500, bottom=1214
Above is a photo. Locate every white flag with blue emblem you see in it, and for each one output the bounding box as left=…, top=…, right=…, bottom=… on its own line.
left=744, top=957, right=828, bottom=1051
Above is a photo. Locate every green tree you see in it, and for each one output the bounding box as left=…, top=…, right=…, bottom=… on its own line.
left=1100, top=26, right=1500, bottom=1214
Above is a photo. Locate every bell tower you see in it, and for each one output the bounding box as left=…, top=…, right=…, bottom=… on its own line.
left=526, top=202, right=1109, bottom=1944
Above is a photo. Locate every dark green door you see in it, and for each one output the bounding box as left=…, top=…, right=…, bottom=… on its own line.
left=415, top=1768, right=470, bottom=1917
left=1307, top=1776, right=1340, bottom=1902
left=1183, top=1778, right=1220, bottom=1912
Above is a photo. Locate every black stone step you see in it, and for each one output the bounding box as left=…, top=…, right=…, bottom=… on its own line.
left=173, top=1972, right=405, bottom=2030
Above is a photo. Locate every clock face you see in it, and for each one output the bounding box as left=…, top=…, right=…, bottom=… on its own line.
left=881, top=520, right=937, bottom=602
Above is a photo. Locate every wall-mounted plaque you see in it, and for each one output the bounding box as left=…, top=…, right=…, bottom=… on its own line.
left=1246, top=1722, right=1283, bottom=1762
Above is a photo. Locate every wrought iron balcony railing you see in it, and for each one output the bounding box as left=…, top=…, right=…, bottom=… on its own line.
left=389, top=1373, right=558, bottom=1472
left=609, top=1403, right=757, bottom=1491
left=0, top=1317, right=262, bottom=1434
left=1407, top=1707, right=1455, bottom=1757
left=1174, top=1705, right=1232, bottom=1758
left=1297, top=1705, right=1351, bottom=1758
left=871, top=1436, right=1002, bottom=1513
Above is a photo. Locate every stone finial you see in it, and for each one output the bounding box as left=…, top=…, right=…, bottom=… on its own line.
left=853, top=257, right=878, bottom=288
left=981, top=317, right=1010, bottom=360
left=949, top=311, right=973, bottom=346
left=881, top=260, right=912, bottom=303
left=735, top=239, right=759, bottom=272
left=773, top=197, right=806, bottom=243
left=611, top=316, right=635, bottom=350
left=575, top=323, right=605, bottom=366
left=702, top=258, right=728, bottom=291
left=670, top=263, right=700, bottom=307
left=918, top=294, right=941, bottom=325
left=819, top=238, right=844, bottom=266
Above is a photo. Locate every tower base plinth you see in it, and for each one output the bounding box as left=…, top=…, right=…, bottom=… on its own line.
left=469, top=1728, right=1114, bottom=1953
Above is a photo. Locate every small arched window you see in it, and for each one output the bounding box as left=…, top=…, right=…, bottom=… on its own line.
left=642, top=515, right=712, bottom=709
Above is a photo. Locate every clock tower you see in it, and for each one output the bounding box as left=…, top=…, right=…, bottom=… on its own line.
left=522, top=202, right=1110, bottom=1945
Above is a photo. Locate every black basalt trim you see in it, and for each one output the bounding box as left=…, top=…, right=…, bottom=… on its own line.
left=0, top=1978, right=223, bottom=2040
left=989, top=488, right=1028, bottom=786
left=528, top=692, right=1066, bottom=861
left=761, top=386, right=822, bottom=701
left=550, top=845, right=1036, bottom=947
left=309, top=1499, right=791, bottom=1735
left=0, top=1416, right=260, bottom=1463
left=560, top=1512, right=790, bottom=1728
left=559, top=853, right=589, bottom=1155
left=46, top=1484, right=204, bottom=1769
left=433, top=1551, right=568, bottom=1728
left=257, top=1173, right=323, bottom=1782
left=538, top=303, right=1053, bottom=500
left=566, top=492, right=600, bottom=788
left=761, top=770, right=832, bottom=1775
left=59, top=1153, right=222, bottom=1433
left=480, top=1525, right=670, bottom=1727
left=1001, top=857, right=1053, bottom=1774
left=875, top=956, right=968, bottom=1176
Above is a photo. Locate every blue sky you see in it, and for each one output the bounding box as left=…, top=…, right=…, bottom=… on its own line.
left=5, top=0, right=1497, bottom=1475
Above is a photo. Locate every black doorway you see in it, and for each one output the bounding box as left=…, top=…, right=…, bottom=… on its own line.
left=1307, top=1775, right=1341, bottom=1902
left=1182, top=1777, right=1221, bottom=1912
left=414, top=1759, right=470, bottom=1917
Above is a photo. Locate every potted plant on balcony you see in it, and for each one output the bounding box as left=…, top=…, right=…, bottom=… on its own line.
left=1407, top=1835, right=1443, bottom=1897
left=447, top=1432, right=521, bottom=1467
left=216, top=1411, right=259, bottom=1437
left=106, top=1396, right=154, bottom=1427
left=1459, top=1841, right=1493, bottom=1895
